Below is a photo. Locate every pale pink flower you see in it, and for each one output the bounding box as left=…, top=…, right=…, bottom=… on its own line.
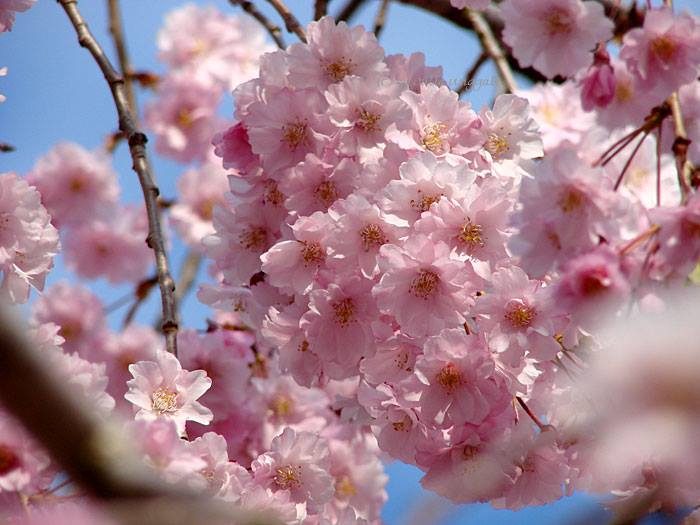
left=170, top=160, right=229, bottom=250
left=0, top=0, right=35, bottom=32
left=26, top=142, right=119, bottom=228
left=30, top=281, right=107, bottom=359
left=373, top=235, right=480, bottom=338
left=125, top=350, right=213, bottom=436
left=360, top=335, right=421, bottom=387
left=252, top=427, right=334, bottom=512
left=385, top=52, right=444, bottom=92
left=13, top=501, right=117, bottom=525
left=157, top=4, right=272, bottom=90
left=0, top=411, right=51, bottom=493
left=479, top=94, right=543, bottom=162
left=186, top=432, right=252, bottom=496
left=380, top=152, right=476, bottom=225
left=261, top=212, right=333, bottom=295
left=64, top=205, right=151, bottom=284
left=648, top=194, right=700, bottom=280
left=0, top=172, right=59, bottom=303
left=300, top=275, right=379, bottom=380
left=212, top=122, right=260, bottom=174
left=501, top=0, right=613, bottom=79
left=579, top=47, right=616, bottom=112
left=287, top=16, right=386, bottom=90
left=144, top=72, right=224, bottom=164
left=620, top=7, right=700, bottom=101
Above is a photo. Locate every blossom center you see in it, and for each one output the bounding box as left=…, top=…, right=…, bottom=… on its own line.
left=281, top=120, right=309, bottom=151
left=558, top=188, right=584, bottom=213
left=151, top=387, right=178, bottom=414
left=545, top=9, right=573, bottom=35
left=300, top=240, right=324, bottom=266
left=504, top=301, right=537, bottom=328
left=409, top=269, right=440, bottom=299
left=197, top=199, right=215, bottom=220
left=356, top=108, right=382, bottom=132
left=359, top=223, right=387, bottom=251
left=264, top=182, right=284, bottom=207
left=0, top=444, right=20, bottom=475
left=335, top=475, right=357, bottom=499
left=239, top=226, right=268, bottom=251
left=325, top=57, right=353, bottom=82
left=58, top=322, right=82, bottom=342
left=274, top=465, right=302, bottom=489
left=298, top=339, right=310, bottom=352
left=314, top=180, right=338, bottom=208
left=456, top=219, right=485, bottom=250
left=69, top=177, right=86, bottom=192
left=615, top=80, right=634, bottom=103
left=485, top=133, right=510, bottom=157
left=176, top=108, right=194, bottom=128
left=333, top=297, right=356, bottom=326
left=436, top=362, right=463, bottom=393
left=411, top=191, right=441, bottom=213
left=422, top=123, right=448, bottom=154
left=579, top=267, right=610, bottom=296
left=391, top=414, right=412, bottom=432
left=270, top=394, right=294, bottom=418
left=650, top=35, right=677, bottom=62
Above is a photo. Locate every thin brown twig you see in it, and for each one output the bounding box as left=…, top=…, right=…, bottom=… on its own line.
left=613, top=130, right=649, bottom=191
left=264, top=0, right=307, bottom=43
left=464, top=8, right=517, bottom=94
left=314, top=0, right=329, bottom=20
left=373, top=0, right=391, bottom=38
left=106, top=0, right=137, bottom=119
left=668, top=91, right=694, bottom=202
left=457, top=51, right=487, bottom=96
left=515, top=396, right=550, bottom=432
left=58, top=0, right=179, bottom=355
left=336, top=0, right=365, bottom=22
left=229, top=0, right=285, bottom=49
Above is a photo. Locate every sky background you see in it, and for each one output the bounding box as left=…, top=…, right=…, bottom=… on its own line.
left=0, top=1, right=697, bottom=524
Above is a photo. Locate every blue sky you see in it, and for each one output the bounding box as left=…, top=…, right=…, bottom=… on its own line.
left=0, top=1, right=697, bottom=524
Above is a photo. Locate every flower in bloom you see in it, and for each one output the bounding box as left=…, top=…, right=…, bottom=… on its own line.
left=373, top=234, right=480, bottom=338
left=501, top=0, right=613, bottom=79
left=286, top=16, right=386, bottom=90
left=385, top=52, right=443, bottom=92
left=479, top=94, right=543, bottom=162
left=157, top=4, right=272, bottom=90
left=620, top=7, right=700, bottom=101
left=579, top=46, right=616, bottom=112
left=0, top=411, right=51, bottom=493
left=125, top=350, right=214, bottom=436
left=170, top=159, right=229, bottom=250
left=63, top=205, right=151, bottom=284
left=0, top=172, right=59, bottom=303
left=26, top=142, right=119, bottom=228
left=144, top=72, right=224, bottom=164
left=0, top=0, right=35, bottom=32
left=212, top=122, right=260, bottom=174
left=252, top=427, right=334, bottom=512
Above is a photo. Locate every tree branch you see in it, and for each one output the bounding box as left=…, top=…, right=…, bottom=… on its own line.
left=314, top=0, right=330, bottom=20
left=264, top=0, right=307, bottom=43
left=457, top=51, right=487, bottom=97
left=58, top=0, right=179, bottom=355
left=106, top=0, right=137, bottom=119
left=669, top=91, right=694, bottom=202
left=464, top=8, right=517, bottom=94
left=373, top=0, right=390, bottom=38
left=336, top=0, right=365, bottom=22
left=229, top=0, right=285, bottom=49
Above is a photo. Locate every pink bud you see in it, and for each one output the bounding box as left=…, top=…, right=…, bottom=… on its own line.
left=580, top=62, right=616, bottom=111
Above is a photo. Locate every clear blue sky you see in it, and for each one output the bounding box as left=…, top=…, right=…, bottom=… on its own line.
left=0, top=1, right=696, bottom=524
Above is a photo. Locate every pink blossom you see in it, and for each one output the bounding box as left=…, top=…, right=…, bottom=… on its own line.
left=579, top=47, right=616, bottom=111
left=13, top=501, right=117, bottom=525
left=186, top=432, right=251, bottom=496
left=360, top=335, right=421, bottom=387
left=286, top=16, right=386, bottom=90
left=479, top=94, right=543, bottom=162
left=157, top=4, right=271, bottom=90
left=501, top=0, right=613, bottom=79
left=648, top=194, right=700, bottom=280
left=620, top=7, right=700, bottom=101
left=373, top=234, right=480, bottom=338
left=125, top=350, right=213, bottom=436
left=64, top=205, right=151, bottom=284
left=170, top=159, right=229, bottom=250
left=144, top=72, right=224, bottom=164
left=0, top=411, right=51, bottom=493
left=252, top=427, right=334, bottom=511
left=385, top=52, right=444, bottom=92
left=0, top=172, right=59, bottom=303
left=212, top=122, right=260, bottom=174
left=0, top=0, right=34, bottom=32
left=30, top=281, right=107, bottom=359
left=26, top=142, right=119, bottom=228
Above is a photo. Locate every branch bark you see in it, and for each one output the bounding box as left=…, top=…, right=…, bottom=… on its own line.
left=314, top=0, right=329, bottom=20
left=264, top=0, right=307, bottom=43
left=106, top=0, right=137, bottom=119
left=229, top=0, right=286, bottom=49
left=58, top=0, right=179, bottom=355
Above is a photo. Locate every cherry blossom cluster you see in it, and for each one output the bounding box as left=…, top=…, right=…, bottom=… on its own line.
left=202, top=6, right=700, bottom=513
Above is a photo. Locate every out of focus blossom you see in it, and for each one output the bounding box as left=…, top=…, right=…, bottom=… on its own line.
left=0, top=0, right=35, bottom=32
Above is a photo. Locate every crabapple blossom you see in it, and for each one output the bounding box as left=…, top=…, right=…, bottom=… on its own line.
left=501, top=0, right=613, bottom=79
left=125, top=350, right=213, bottom=436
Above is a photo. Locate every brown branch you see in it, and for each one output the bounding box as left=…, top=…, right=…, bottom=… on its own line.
left=464, top=8, right=517, bottom=94
left=457, top=51, right=487, bottom=97
left=106, top=0, right=137, bottom=119
left=264, top=0, right=307, bottom=43
left=59, top=0, right=179, bottom=355
left=229, top=0, right=285, bottom=49
left=314, top=0, right=329, bottom=20
left=669, top=92, right=694, bottom=202
left=373, top=0, right=390, bottom=38
left=515, top=396, right=551, bottom=432
left=336, top=0, right=366, bottom=22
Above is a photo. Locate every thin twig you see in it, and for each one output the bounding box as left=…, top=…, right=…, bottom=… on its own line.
left=0, top=142, right=15, bottom=152
left=314, top=0, right=329, bottom=20
left=106, top=0, right=137, bottom=119
left=58, top=0, right=178, bottom=355
left=457, top=51, right=487, bottom=96
left=613, top=130, right=649, bottom=191
left=229, top=0, right=285, bottom=49
left=668, top=91, right=694, bottom=202
left=336, top=0, right=366, bottom=22
left=264, top=0, right=307, bottom=43
left=515, top=396, right=551, bottom=432
left=373, top=0, right=390, bottom=38
left=464, top=8, right=517, bottom=94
